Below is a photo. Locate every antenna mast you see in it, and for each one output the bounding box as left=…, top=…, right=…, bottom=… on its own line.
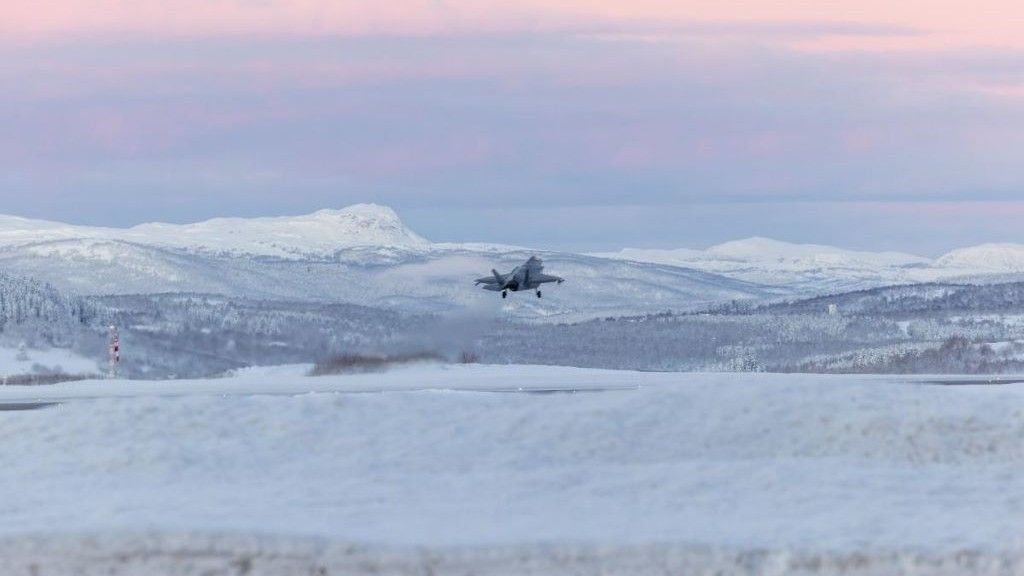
left=108, top=325, right=120, bottom=379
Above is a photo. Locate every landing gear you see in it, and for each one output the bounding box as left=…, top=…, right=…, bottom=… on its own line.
left=502, top=290, right=507, bottom=299
left=536, top=290, right=542, bottom=298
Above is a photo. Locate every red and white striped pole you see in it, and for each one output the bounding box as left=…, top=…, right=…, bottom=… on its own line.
left=108, top=325, right=120, bottom=379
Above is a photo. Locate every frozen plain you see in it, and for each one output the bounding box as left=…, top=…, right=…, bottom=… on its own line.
left=2, top=364, right=1024, bottom=575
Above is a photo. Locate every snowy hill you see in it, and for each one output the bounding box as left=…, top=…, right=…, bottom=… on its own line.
left=0, top=207, right=775, bottom=319
left=0, top=204, right=429, bottom=260
left=8, top=205, right=1024, bottom=317
left=128, top=204, right=430, bottom=258
left=934, top=243, right=1024, bottom=271
left=594, top=238, right=932, bottom=292
left=705, top=237, right=926, bottom=267
left=595, top=237, right=1024, bottom=293
left=0, top=270, right=92, bottom=333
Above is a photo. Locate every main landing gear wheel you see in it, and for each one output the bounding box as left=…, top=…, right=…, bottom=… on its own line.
left=536, top=290, right=542, bottom=298
left=502, top=291, right=507, bottom=299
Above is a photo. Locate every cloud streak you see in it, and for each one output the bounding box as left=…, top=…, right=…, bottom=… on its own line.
left=3, top=1, right=1021, bottom=51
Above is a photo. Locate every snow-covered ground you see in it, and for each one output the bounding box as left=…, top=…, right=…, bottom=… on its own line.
left=0, top=346, right=98, bottom=377
left=2, top=364, right=1024, bottom=574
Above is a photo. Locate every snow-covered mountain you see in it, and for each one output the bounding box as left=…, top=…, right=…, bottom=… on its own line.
left=6, top=205, right=1024, bottom=319
left=594, top=237, right=1024, bottom=293
left=704, top=237, right=927, bottom=267
left=0, top=206, right=775, bottom=319
left=129, top=205, right=430, bottom=258
left=0, top=204, right=429, bottom=260
left=934, top=243, right=1024, bottom=271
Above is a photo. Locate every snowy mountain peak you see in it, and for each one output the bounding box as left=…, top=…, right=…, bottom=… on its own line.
left=591, top=238, right=934, bottom=292
left=311, top=203, right=401, bottom=221
left=707, top=237, right=825, bottom=260
left=305, top=203, right=428, bottom=245
left=705, top=237, right=926, bottom=265
left=0, top=214, right=68, bottom=231
left=0, top=204, right=430, bottom=260
left=598, top=237, right=927, bottom=268
left=127, top=203, right=430, bottom=258
left=935, top=243, right=1024, bottom=271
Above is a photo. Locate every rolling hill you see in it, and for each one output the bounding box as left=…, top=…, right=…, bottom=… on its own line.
left=0, top=205, right=777, bottom=320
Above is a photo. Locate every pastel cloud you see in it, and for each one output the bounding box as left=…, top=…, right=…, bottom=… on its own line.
left=2, top=1, right=588, bottom=38
left=4, top=1, right=1023, bottom=50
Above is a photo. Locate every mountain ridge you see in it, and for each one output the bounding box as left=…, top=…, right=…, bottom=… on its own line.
left=0, top=206, right=776, bottom=319
left=594, top=237, right=1024, bottom=291
left=0, top=204, right=429, bottom=260
left=0, top=207, right=1019, bottom=272
left=0, top=206, right=1021, bottom=317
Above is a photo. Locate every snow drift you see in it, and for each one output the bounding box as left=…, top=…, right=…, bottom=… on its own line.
left=1, top=365, right=1022, bottom=574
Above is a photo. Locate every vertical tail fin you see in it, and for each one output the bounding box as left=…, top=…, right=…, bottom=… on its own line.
left=491, top=269, right=505, bottom=286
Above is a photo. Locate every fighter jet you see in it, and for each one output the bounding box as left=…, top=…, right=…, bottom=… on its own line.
left=475, top=256, right=564, bottom=299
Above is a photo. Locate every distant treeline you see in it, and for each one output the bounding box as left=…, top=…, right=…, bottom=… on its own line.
left=5, top=268, right=1024, bottom=377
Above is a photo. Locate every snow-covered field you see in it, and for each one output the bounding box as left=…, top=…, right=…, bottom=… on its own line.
left=2, top=364, right=1024, bottom=574
left=0, top=346, right=98, bottom=378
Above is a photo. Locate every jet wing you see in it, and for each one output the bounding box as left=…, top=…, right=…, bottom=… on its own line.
left=533, top=273, right=564, bottom=284
left=475, top=276, right=499, bottom=285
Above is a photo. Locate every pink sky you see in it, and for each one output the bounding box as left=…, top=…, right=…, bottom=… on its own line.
left=5, top=0, right=1024, bottom=50
left=3, top=1, right=1024, bottom=252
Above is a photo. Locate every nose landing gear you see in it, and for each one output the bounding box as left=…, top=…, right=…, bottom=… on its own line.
left=502, top=290, right=507, bottom=299
left=536, top=290, right=542, bottom=298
